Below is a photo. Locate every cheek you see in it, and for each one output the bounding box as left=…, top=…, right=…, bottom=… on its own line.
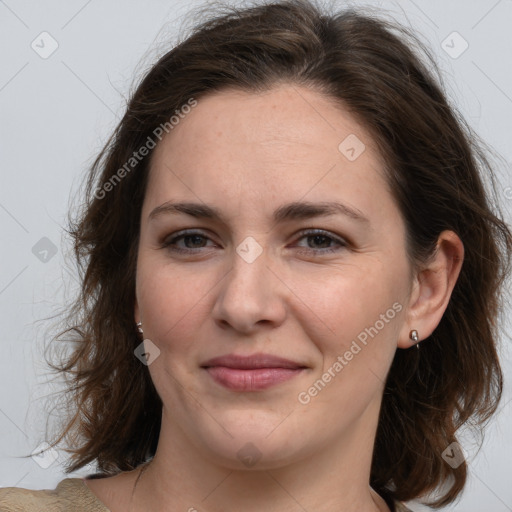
left=136, top=259, right=209, bottom=351
left=290, top=258, right=407, bottom=359
left=292, top=267, right=406, bottom=415
left=136, top=262, right=213, bottom=404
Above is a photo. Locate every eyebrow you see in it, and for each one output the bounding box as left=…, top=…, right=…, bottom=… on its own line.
left=148, top=200, right=370, bottom=225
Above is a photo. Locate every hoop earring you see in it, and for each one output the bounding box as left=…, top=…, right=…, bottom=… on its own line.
left=136, top=321, right=143, bottom=334
left=409, top=329, right=419, bottom=349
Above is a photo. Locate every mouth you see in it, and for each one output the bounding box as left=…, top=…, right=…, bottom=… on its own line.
left=201, top=353, right=308, bottom=391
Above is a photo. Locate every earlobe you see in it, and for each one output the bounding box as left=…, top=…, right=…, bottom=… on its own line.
left=134, top=300, right=143, bottom=335
left=134, top=298, right=140, bottom=326
left=398, top=230, right=464, bottom=349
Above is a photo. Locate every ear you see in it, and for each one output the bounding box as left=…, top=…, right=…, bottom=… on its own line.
left=398, top=230, right=464, bottom=349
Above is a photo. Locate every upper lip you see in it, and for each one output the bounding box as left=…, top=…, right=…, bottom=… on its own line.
left=201, top=353, right=307, bottom=370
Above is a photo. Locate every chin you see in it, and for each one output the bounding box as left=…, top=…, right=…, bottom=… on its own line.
left=190, top=410, right=319, bottom=471
left=203, top=436, right=307, bottom=471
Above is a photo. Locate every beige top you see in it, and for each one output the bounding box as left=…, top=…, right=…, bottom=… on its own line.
left=0, top=478, right=413, bottom=511
left=0, top=479, right=109, bottom=512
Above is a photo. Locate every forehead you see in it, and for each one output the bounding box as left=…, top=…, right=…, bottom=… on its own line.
left=144, top=84, right=393, bottom=223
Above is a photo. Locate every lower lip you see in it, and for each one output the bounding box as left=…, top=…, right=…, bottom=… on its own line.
left=204, top=366, right=304, bottom=391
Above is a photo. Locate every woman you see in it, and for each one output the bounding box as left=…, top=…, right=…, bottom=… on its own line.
left=1, top=0, right=510, bottom=511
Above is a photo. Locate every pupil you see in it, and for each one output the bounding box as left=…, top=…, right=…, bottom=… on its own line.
left=186, top=235, right=204, bottom=248
left=310, top=235, right=329, bottom=248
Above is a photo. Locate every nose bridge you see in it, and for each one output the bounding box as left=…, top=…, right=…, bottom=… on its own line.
left=225, top=236, right=272, bottom=306
left=212, top=236, right=285, bottom=331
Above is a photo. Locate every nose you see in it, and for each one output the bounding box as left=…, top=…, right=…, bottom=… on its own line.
left=211, top=243, right=287, bottom=334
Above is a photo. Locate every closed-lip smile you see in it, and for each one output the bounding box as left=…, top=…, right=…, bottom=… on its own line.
left=201, top=353, right=308, bottom=391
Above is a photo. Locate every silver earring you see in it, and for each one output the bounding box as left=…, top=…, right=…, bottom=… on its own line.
left=136, top=321, right=143, bottom=334
left=409, top=329, right=419, bottom=349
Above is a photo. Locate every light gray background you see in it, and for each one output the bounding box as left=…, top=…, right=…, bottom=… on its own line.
left=1, top=1, right=511, bottom=511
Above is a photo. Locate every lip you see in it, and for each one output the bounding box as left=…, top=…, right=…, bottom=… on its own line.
left=201, top=353, right=307, bottom=391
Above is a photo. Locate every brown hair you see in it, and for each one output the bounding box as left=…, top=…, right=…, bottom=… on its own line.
left=42, top=0, right=511, bottom=507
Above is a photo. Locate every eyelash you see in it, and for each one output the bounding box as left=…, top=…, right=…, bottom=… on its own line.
left=160, top=229, right=347, bottom=256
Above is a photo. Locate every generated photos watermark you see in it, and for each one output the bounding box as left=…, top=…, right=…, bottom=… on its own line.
left=94, top=97, right=197, bottom=200
left=298, top=301, right=403, bottom=404
left=134, top=339, right=161, bottom=366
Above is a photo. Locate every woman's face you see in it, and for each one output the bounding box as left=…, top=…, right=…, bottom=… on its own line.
left=135, top=84, right=414, bottom=469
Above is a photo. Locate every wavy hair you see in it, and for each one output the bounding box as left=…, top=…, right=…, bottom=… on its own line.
left=43, top=0, right=511, bottom=507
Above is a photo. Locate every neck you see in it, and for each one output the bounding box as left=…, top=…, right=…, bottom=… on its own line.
left=131, top=397, right=390, bottom=512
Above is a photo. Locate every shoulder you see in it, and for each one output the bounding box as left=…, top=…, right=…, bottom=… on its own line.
left=0, top=478, right=111, bottom=512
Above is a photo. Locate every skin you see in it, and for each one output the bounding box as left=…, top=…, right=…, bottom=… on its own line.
left=85, top=84, right=464, bottom=512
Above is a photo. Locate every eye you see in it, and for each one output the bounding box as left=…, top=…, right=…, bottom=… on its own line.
left=293, top=229, right=347, bottom=255
left=160, top=230, right=218, bottom=254
left=160, top=228, right=348, bottom=256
